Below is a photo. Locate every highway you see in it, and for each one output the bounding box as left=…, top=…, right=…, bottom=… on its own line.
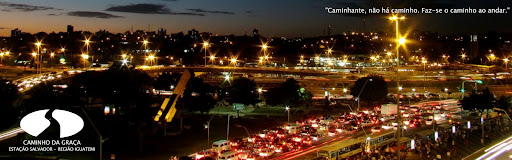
left=464, top=135, right=512, bottom=160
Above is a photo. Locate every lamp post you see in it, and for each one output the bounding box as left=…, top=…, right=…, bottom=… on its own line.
left=206, top=114, right=217, bottom=147
left=285, top=106, right=290, bottom=123
left=503, top=58, right=509, bottom=71
left=210, top=55, right=215, bottom=66
left=35, top=41, right=42, bottom=74
left=84, top=38, right=91, bottom=68
left=258, top=88, right=263, bottom=99
left=230, top=58, right=237, bottom=68
left=31, top=52, right=37, bottom=71
left=357, top=78, right=373, bottom=112
left=203, top=41, right=209, bottom=66
left=262, top=44, right=268, bottom=66
left=422, top=58, right=427, bottom=92
left=234, top=124, right=251, bottom=138
left=80, top=107, right=107, bottom=160
left=50, top=52, right=54, bottom=67
left=82, top=54, right=89, bottom=68
left=390, top=15, right=405, bottom=160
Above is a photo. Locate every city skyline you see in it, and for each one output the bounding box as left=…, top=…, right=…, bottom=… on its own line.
left=0, top=0, right=511, bottom=37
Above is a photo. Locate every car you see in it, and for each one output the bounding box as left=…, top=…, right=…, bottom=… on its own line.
left=382, top=124, right=394, bottom=130
left=259, top=148, right=274, bottom=157
left=380, top=115, right=395, bottom=122
left=425, top=119, right=433, bottom=125
left=370, top=127, right=381, bottom=133
left=191, top=150, right=214, bottom=160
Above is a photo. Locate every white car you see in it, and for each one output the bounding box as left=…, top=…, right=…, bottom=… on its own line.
left=425, top=119, right=433, bottom=125
left=382, top=124, right=394, bottom=130
left=371, top=127, right=381, bottom=133
left=259, top=149, right=274, bottom=157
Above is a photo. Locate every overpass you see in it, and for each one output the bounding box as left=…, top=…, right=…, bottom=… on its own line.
left=138, top=66, right=344, bottom=76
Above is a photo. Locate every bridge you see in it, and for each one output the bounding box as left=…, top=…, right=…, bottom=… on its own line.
left=138, top=66, right=344, bottom=76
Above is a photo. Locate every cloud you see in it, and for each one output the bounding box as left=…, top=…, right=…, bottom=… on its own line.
left=106, top=3, right=171, bottom=14
left=0, top=27, right=6, bottom=29
left=245, top=10, right=253, bottom=14
left=187, top=9, right=234, bottom=15
left=161, top=0, right=178, bottom=1
left=47, top=13, right=63, bottom=16
left=0, top=2, right=60, bottom=12
left=67, top=11, right=123, bottom=19
left=105, top=3, right=203, bottom=16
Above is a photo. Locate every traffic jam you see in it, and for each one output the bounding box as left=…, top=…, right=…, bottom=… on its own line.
left=190, top=99, right=462, bottom=160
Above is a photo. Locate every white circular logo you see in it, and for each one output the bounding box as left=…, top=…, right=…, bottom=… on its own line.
left=20, top=109, right=84, bottom=138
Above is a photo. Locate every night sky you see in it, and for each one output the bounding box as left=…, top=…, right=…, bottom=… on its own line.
left=0, top=0, right=510, bottom=37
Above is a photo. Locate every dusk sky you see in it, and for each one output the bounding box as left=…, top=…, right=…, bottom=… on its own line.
left=0, top=0, right=510, bottom=37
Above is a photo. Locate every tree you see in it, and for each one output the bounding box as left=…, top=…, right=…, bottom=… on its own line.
left=229, top=77, right=259, bottom=106
left=178, top=78, right=216, bottom=114
left=350, top=75, right=388, bottom=105
left=496, top=96, right=511, bottom=112
left=0, top=79, right=19, bottom=130
left=265, top=78, right=312, bottom=107
left=460, top=88, right=496, bottom=112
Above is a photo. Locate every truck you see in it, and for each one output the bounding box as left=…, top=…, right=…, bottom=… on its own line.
left=381, top=104, right=398, bottom=115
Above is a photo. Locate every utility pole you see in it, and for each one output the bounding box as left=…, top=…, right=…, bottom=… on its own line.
left=227, top=115, right=230, bottom=140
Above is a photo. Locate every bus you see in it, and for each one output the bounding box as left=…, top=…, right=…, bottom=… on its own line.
left=317, top=139, right=363, bottom=160
left=364, top=130, right=395, bottom=152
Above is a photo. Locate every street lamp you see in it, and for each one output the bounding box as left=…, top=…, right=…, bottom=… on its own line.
left=81, top=54, right=89, bottom=68
left=390, top=15, right=405, bottom=160
left=503, top=58, right=509, bottom=71
left=258, top=88, right=263, bottom=99
left=35, top=41, right=42, bottom=74
left=285, top=106, right=290, bottom=123
left=203, top=41, right=209, bottom=66
left=398, top=37, right=406, bottom=45
left=210, top=55, right=215, bottom=65
left=357, top=78, right=373, bottom=112
left=262, top=43, right=268, bottom=66
left=147, top=55, right=155, bottom=66
left=143, top=39, right=150, bottom=65
left=230, top=58, right=237, bottom=67
left=234, top=124, right=251, bottom=138
left=50, top=52, right=55, bottom=67
left=422, top=58, right=428, bottom=92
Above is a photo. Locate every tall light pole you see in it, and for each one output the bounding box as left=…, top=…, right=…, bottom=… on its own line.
left=327, top=49, right=333, bottom=68
left=422, top=58, right=427, bottom=92
left=80, top=107, right=107, bottom=160
left=143, top=40, right=149, bottom=65
left=285, top=106, right=290, bottom=123
left=35, top=41, right=42, bottom=74
left=461, top=53, right=466, bottom=64
left=206, top=114, right=217, bottom=147
left=262, top=44, right=268, bottom=66
left=203, top=41, right=209, bottom=66
left=210, top=56, right=215, bottom=66
left=50, top=52, right=54, bottom=67
left=357, top=78, right=372, bottom=112
left=82, top=54, right=89, bottom=68
left=84, top=38, right=91, bottom=68
left=234, top=124, right=251, bottom=138
left=390, top=15, right=405, bottom=160
left=503, top=58, right=509, bottom=71
left=31, top=52, right=37, bottom=71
